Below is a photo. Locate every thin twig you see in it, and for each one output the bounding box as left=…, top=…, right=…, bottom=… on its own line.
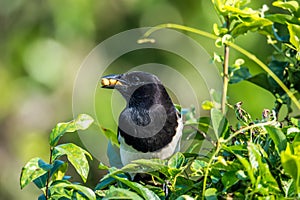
left=45, top=147, right=53, bottom=199
left=221, top=17, right=230, bottom=115
left=141, top=23, right=300, bottom=110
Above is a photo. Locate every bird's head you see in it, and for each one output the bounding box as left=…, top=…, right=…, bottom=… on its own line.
left=101, top=71, right=162, bottom=101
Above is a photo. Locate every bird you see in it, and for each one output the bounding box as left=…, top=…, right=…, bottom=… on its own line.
left=101, top=71, right=183, bottom=168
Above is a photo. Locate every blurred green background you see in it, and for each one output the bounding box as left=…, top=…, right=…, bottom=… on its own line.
left=0, top=0, right=290, bottom=199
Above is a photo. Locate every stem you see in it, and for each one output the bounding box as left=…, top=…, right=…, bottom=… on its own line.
left=221, top=16, right=230, bottom=115
left=202, top=142, right=221, bottom=200
left=222, top=45, right=230, bottom=115
left=141, top=23, right=300, bottom=111
left=224, top=116, right=277, bottom=144
left=45, top=147, right=53, bottom=199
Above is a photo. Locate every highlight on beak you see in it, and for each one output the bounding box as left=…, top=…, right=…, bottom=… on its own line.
left=101, top=74, right=123, bottom=89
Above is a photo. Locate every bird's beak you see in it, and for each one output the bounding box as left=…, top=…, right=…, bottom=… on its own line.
left=101, top=74, right=124, bottom=89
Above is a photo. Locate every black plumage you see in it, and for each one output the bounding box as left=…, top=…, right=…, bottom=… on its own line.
left=101, top=71, right=182, bottom=166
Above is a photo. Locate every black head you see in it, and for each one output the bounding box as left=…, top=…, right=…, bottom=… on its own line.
left=101, top=71, right=163, bottom=101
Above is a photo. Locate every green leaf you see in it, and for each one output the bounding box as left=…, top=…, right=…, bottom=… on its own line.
left=49, top=114, right=94, bottom=147
left=52, top=143, right=92, bottom=182
left=204, top=188, right=218, bottom=200
left=229, top=66, right=252, bottom=84
left=112, top=175, right=160, bottom=200
left=236, top=154, right=256, bottom=185
left=176, top=195, right=194, bottom=200
left=20, top=157, right=48, bottom=189
left=202, top=100, right=214, bottom=110
left=221, top=171, right=239, bottom=190
left=104, top=186, right=143, bottom=200
left=191, top=159, right=207, bottom=172
left=273, top=1, right=299, bottom=12
left=281, top=143, right=300, bottom=192
left=33, top=160, right=67, bottom=189
left=120, top=159, right=166, bottom=174
left=248, top=143, right=280, bottom=193
left=100, top=126, right=119, bottom=147
left=50, top=180, right=96, bottom=200
left=231, top=17, right=273, bottom=38
left=168, top=152, right=185, bottom=169
left=266, top=14, right=297, bottom=24
left=265, top=126, right=287, bottom=153
left=287, top=23, right=300, bottom=52
left=211, top=108, right=228, bottom=139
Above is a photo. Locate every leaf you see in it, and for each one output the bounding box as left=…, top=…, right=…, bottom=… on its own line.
left=168, top=152, right=185, bottom=169
left=265, top=126, right=287, bottom=153
left=20, top=157, right=48, bottom=189
left=231, top=17, right=273, bottom=38
left=33, top=160, right=67, bottom=189
left=236, top=154, right=256, bottom=185
left=176, top=195, right=194, bottom=200
left=287, top=23, right=300, bottom=52
left=229, top=66, right=252, bottom=84
left=112, top=175, right=160, bottom=200
left=221, top=171, right=240, bottom=190
left=190, top=159, right=207, bottom=172
left=266, top=14, right=297, bottom=24
left=248, top=143, right=280, bottom=193
left=281, top=143, right=300, bottom=192
left=204, top=188, right=218, bottom=200
left=211, top=108, right=228, bottom=139
left=104, top=186, right=143, bottom=200
left=100, top=126, right=119, bottom=147
left=202, top=100, right=214, bottom=110
left=120, top=159, right=166, bottom=174
left=50, top=180, right=96, bottom=200
left=273, top=1, right=299, bottom=12
left=52, top=143, right=92, bottom=182
left=49, top=114, right=94, bottom=147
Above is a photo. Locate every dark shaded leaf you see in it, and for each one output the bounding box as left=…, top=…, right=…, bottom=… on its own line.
left=229, top=66, right=252, bottom=84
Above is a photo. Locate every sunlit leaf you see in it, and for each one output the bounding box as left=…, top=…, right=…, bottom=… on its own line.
left=52, top=143, right=92, bottom=182
left=281, top=143, right=300, bottom=192
left=49, top=114, right=94, bottom=147
left=100, top=126, right=119, bottom=147
left=265, top=126, right=287, bottom=153
left=50, top=180, right=96, bottom=200
left=104, top=186, right=143, bottom=200
left=231, top=17, right=273, bottom=38
left=287, top=23, right=300, bottom=52
left=112, top=175, right=160, bottom=200
left=168, top=152, right=185, bottom=169
left=236, top=154, right=255, bottom=185
left=273, top=1, right=299, bottom=12
left=204, top=188, right=218, bottom=200
left=20, top=157, right=48, bottom=189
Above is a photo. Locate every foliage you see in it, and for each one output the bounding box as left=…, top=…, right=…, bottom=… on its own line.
left=20, top=0, right=300, bottom=199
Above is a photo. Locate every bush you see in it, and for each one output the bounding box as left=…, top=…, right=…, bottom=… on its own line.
left=20, top=0, right=300, bottom=199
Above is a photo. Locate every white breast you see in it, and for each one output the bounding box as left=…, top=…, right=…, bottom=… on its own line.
left=119, top=117, right=183, bottom=166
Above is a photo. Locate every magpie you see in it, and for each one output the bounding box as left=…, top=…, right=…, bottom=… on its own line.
left=101, top=71, right=183, bottom=167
